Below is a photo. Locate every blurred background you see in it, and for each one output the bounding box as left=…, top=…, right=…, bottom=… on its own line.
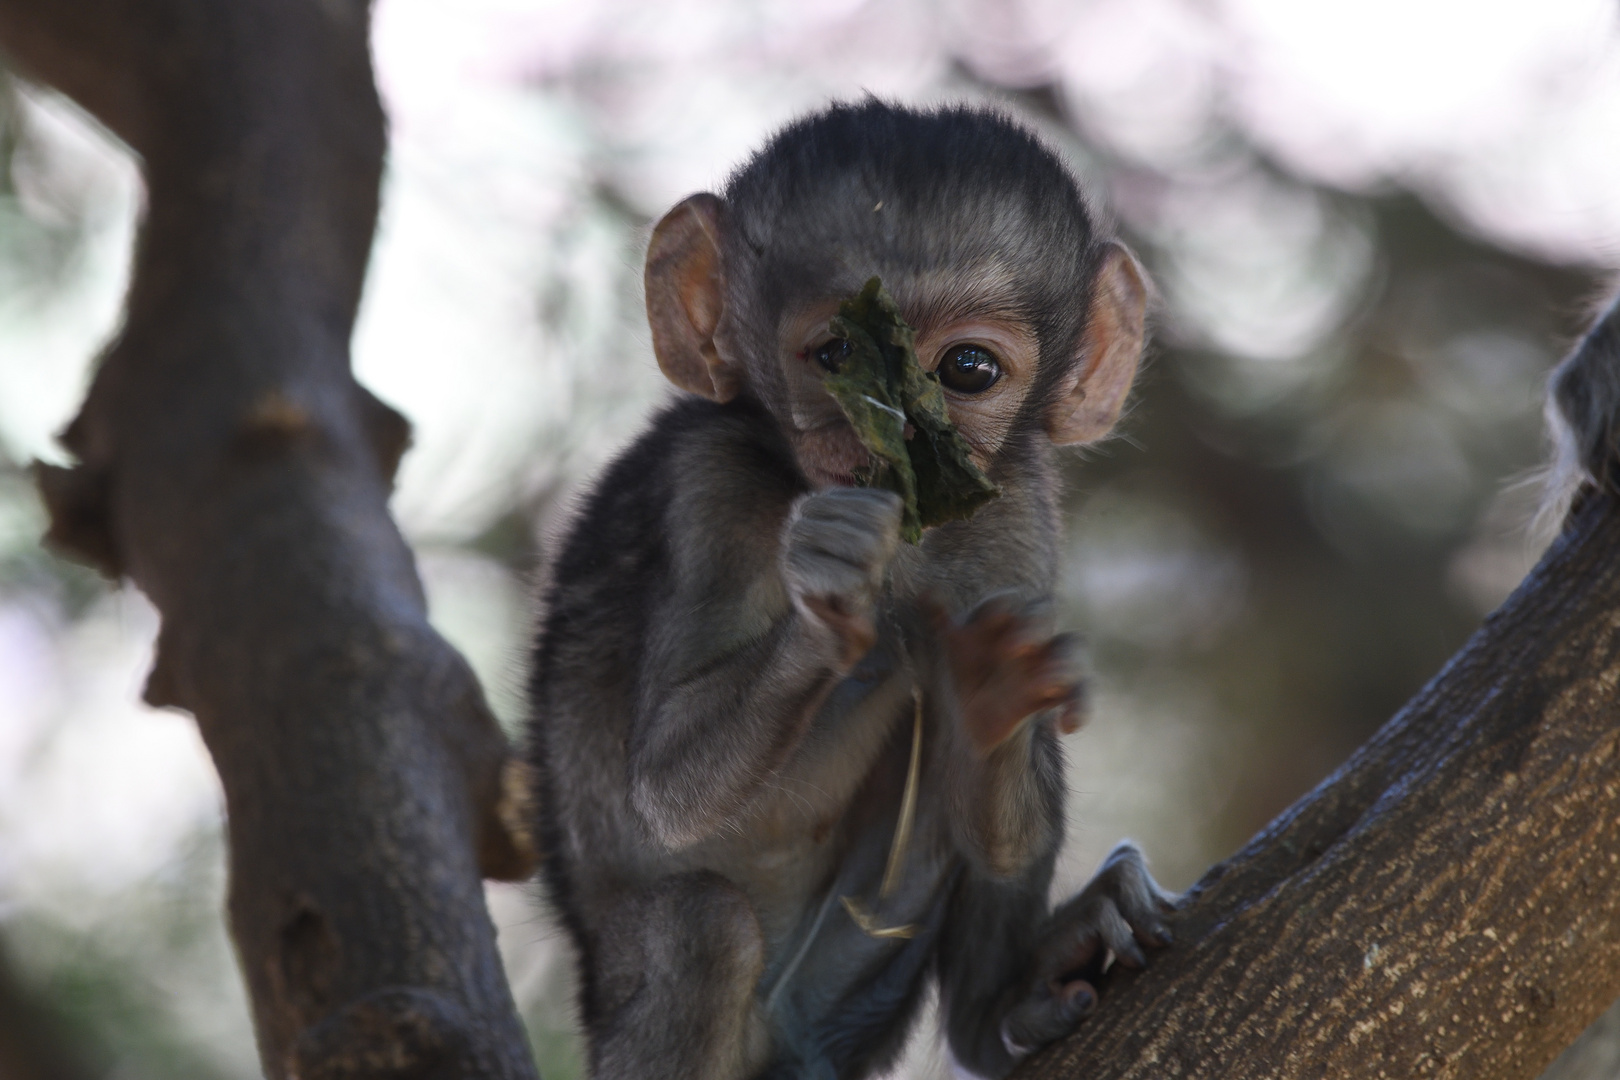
left=1, top=0, right=1619, bottom=1076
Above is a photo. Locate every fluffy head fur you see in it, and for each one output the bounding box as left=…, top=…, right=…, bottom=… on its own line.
left=715, top=100, right=1105, bottom=430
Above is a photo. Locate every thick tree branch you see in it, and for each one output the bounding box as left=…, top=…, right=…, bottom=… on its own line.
left=1020, top=305, right=1620, bottom=1078
left=0, top=2, right=540, bottom=1078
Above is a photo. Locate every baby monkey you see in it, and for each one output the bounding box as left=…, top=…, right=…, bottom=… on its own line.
left=529, top=101, right=1173, bottom=1079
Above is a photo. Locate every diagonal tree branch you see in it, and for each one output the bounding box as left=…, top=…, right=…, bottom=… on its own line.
left=1019, top=301, right=1620, bottom=1079
left=0, top=1, right=540, bottom=1077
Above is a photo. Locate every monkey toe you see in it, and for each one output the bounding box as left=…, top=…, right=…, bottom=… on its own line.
left=1002, top=978, right=1098, bottom=1058
left=1045, top=843, right=1175, bottom=980
left=1099, top=842, right=1179, bottom=935
left=1092, top=900, right=1146, bottom=968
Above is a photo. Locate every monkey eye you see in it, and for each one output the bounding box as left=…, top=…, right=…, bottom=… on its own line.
left=936, top=344, right=1002, bottom=394
left=811, top=338, right=853, bottom=373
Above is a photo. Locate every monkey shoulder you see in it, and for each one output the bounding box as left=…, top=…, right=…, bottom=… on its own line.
left=530, top=392, right=805, bottom=754
left=528, top=397, right=806, bottom=900
left=540, top=393, right=802, bottom=620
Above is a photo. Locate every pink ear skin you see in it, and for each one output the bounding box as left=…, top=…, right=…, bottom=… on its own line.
left=644, top=193, right=746, bottom=404
left=1046, top=241, right=1150, bottom=446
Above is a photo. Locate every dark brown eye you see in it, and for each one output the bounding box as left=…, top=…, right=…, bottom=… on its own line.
left=937, top=344, right=1001, bottom=394
left=811, top=338, right=853, bottom=372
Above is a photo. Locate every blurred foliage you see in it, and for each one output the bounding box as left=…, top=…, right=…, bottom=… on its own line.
left=1070, top=173, right=1598, bottom=857
left=0, top=830, right=242, bottom=1080
left=0, top=74, right=98, bottom=305
left=1, top=457, right=104, bottom=620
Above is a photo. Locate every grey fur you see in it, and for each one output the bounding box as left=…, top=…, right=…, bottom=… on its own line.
left=528, top=101, right=1167, bottom=1080
left=1543, top=292, right=1620, bottom=526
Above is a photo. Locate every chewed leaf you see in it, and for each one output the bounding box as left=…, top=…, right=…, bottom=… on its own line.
left=820, top=278, right=1000, bottom=542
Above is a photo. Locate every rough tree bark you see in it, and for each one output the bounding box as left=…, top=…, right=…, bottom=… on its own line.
left=1017, top=300, right=1620, bottom=1078
left=0, top=2, right=540, bottom=1079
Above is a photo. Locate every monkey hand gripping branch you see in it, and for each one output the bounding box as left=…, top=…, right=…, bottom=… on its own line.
left=822, top=278, right=1001, bottom=543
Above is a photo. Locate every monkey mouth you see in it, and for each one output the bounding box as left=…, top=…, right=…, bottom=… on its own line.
left=802, top=459, right=863, bottom=489
left=796, top=423, right=873, bottom=490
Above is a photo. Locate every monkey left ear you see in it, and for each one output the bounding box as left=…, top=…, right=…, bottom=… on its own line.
left=1046, top=242, right=1149, bottom=445
left=645, top=193, right=745, bottom=403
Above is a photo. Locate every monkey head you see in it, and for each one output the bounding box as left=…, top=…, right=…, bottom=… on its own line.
left=644, top=100, right=1148, bottom=492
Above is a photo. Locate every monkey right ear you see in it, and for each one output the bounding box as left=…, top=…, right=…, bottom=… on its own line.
left=1046, top=242, right=1150, bottom=445
left=645, top=194, right=743, bottom=403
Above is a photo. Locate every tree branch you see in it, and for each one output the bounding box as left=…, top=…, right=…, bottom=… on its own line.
left=0, top=1, right=540, bottom=1077
left=1020, top=305, right=1620, bottom=1078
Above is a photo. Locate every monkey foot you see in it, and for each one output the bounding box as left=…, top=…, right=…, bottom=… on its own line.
left=1002, top=842, right=1177, bottom=1057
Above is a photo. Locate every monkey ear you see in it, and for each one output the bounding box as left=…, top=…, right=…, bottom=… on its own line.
left=1046, top=242, right=1149, bottom=445
left=645, top=193, right=744, bottom=403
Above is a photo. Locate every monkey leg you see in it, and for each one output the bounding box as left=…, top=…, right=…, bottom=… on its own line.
left=589, top=871, right=771, bottom=1080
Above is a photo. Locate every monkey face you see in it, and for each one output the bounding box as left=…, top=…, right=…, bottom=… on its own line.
left=642, top=108, right=1149, bottom=497
left=773, top=295, right=1045, bottom=488
left=647, top=209, right=1145, bottom=491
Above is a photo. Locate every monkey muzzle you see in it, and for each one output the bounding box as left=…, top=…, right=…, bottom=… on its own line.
left=795, top=420, right=877, bottom=489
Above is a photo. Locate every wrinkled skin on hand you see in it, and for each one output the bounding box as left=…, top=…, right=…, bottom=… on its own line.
left=821, top=278, right=1001, bottom=543
left=932, top=594, right=1087, bottom=754
left=781, top=487, right=904, bottom=669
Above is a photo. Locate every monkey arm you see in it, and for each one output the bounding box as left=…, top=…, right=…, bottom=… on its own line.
left=626, top=436, right=903, bottom=851
left=629, top=593, right=857, bottom=850
left=920, top=597, right=1074, bottom=878
left=938, top=720, right=1065, bottom=879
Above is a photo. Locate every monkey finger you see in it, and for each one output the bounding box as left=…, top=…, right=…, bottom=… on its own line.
left=1054, top=685, right=1089, bottom=734
left=797, top=485, right=903, bottom=523
left=789, top=489, right=903, bottom=565
left=948, top=615, right=1013, bottom=656
left=799, top=594, right=876, bottom=666
left=1021, top=681, right=1078, bottom=715
left=966, top=613, right=1022, bottom=654
left=1005, top=637, right=1049, bottom=667
left=1139, top=918, right=1174, bottom=949
left=1033, top=920, right=1106, bottom=988
left=968, top=590, right=1053, bottom=625
left=1092, top=842, right=1178, bottom=946
left=1013, top=650, right=1083, bottom=708
left=1001, top=978, right=1097, bottom=1059
left=803, top=492, right=904, bottom=548
left=960, top=592, right=1025, bottom=633
left=1095, top=901, right=1146, bottom=969
left=1023, top=632, right=1082, bottom=678
left=788, top=519, right=891, bottom=572
left=1053, top=977, right=1098, bottom=1014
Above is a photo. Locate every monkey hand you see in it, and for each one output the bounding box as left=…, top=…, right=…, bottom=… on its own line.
left=781, top=487, right=903, bottom=669
left=938, top=595, right=1085, bottom=755
left=1002, top=842, right=1176, bottom=1058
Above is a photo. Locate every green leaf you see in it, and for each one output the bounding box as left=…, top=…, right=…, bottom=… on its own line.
left=822, top=278, right=1001, bottom=543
